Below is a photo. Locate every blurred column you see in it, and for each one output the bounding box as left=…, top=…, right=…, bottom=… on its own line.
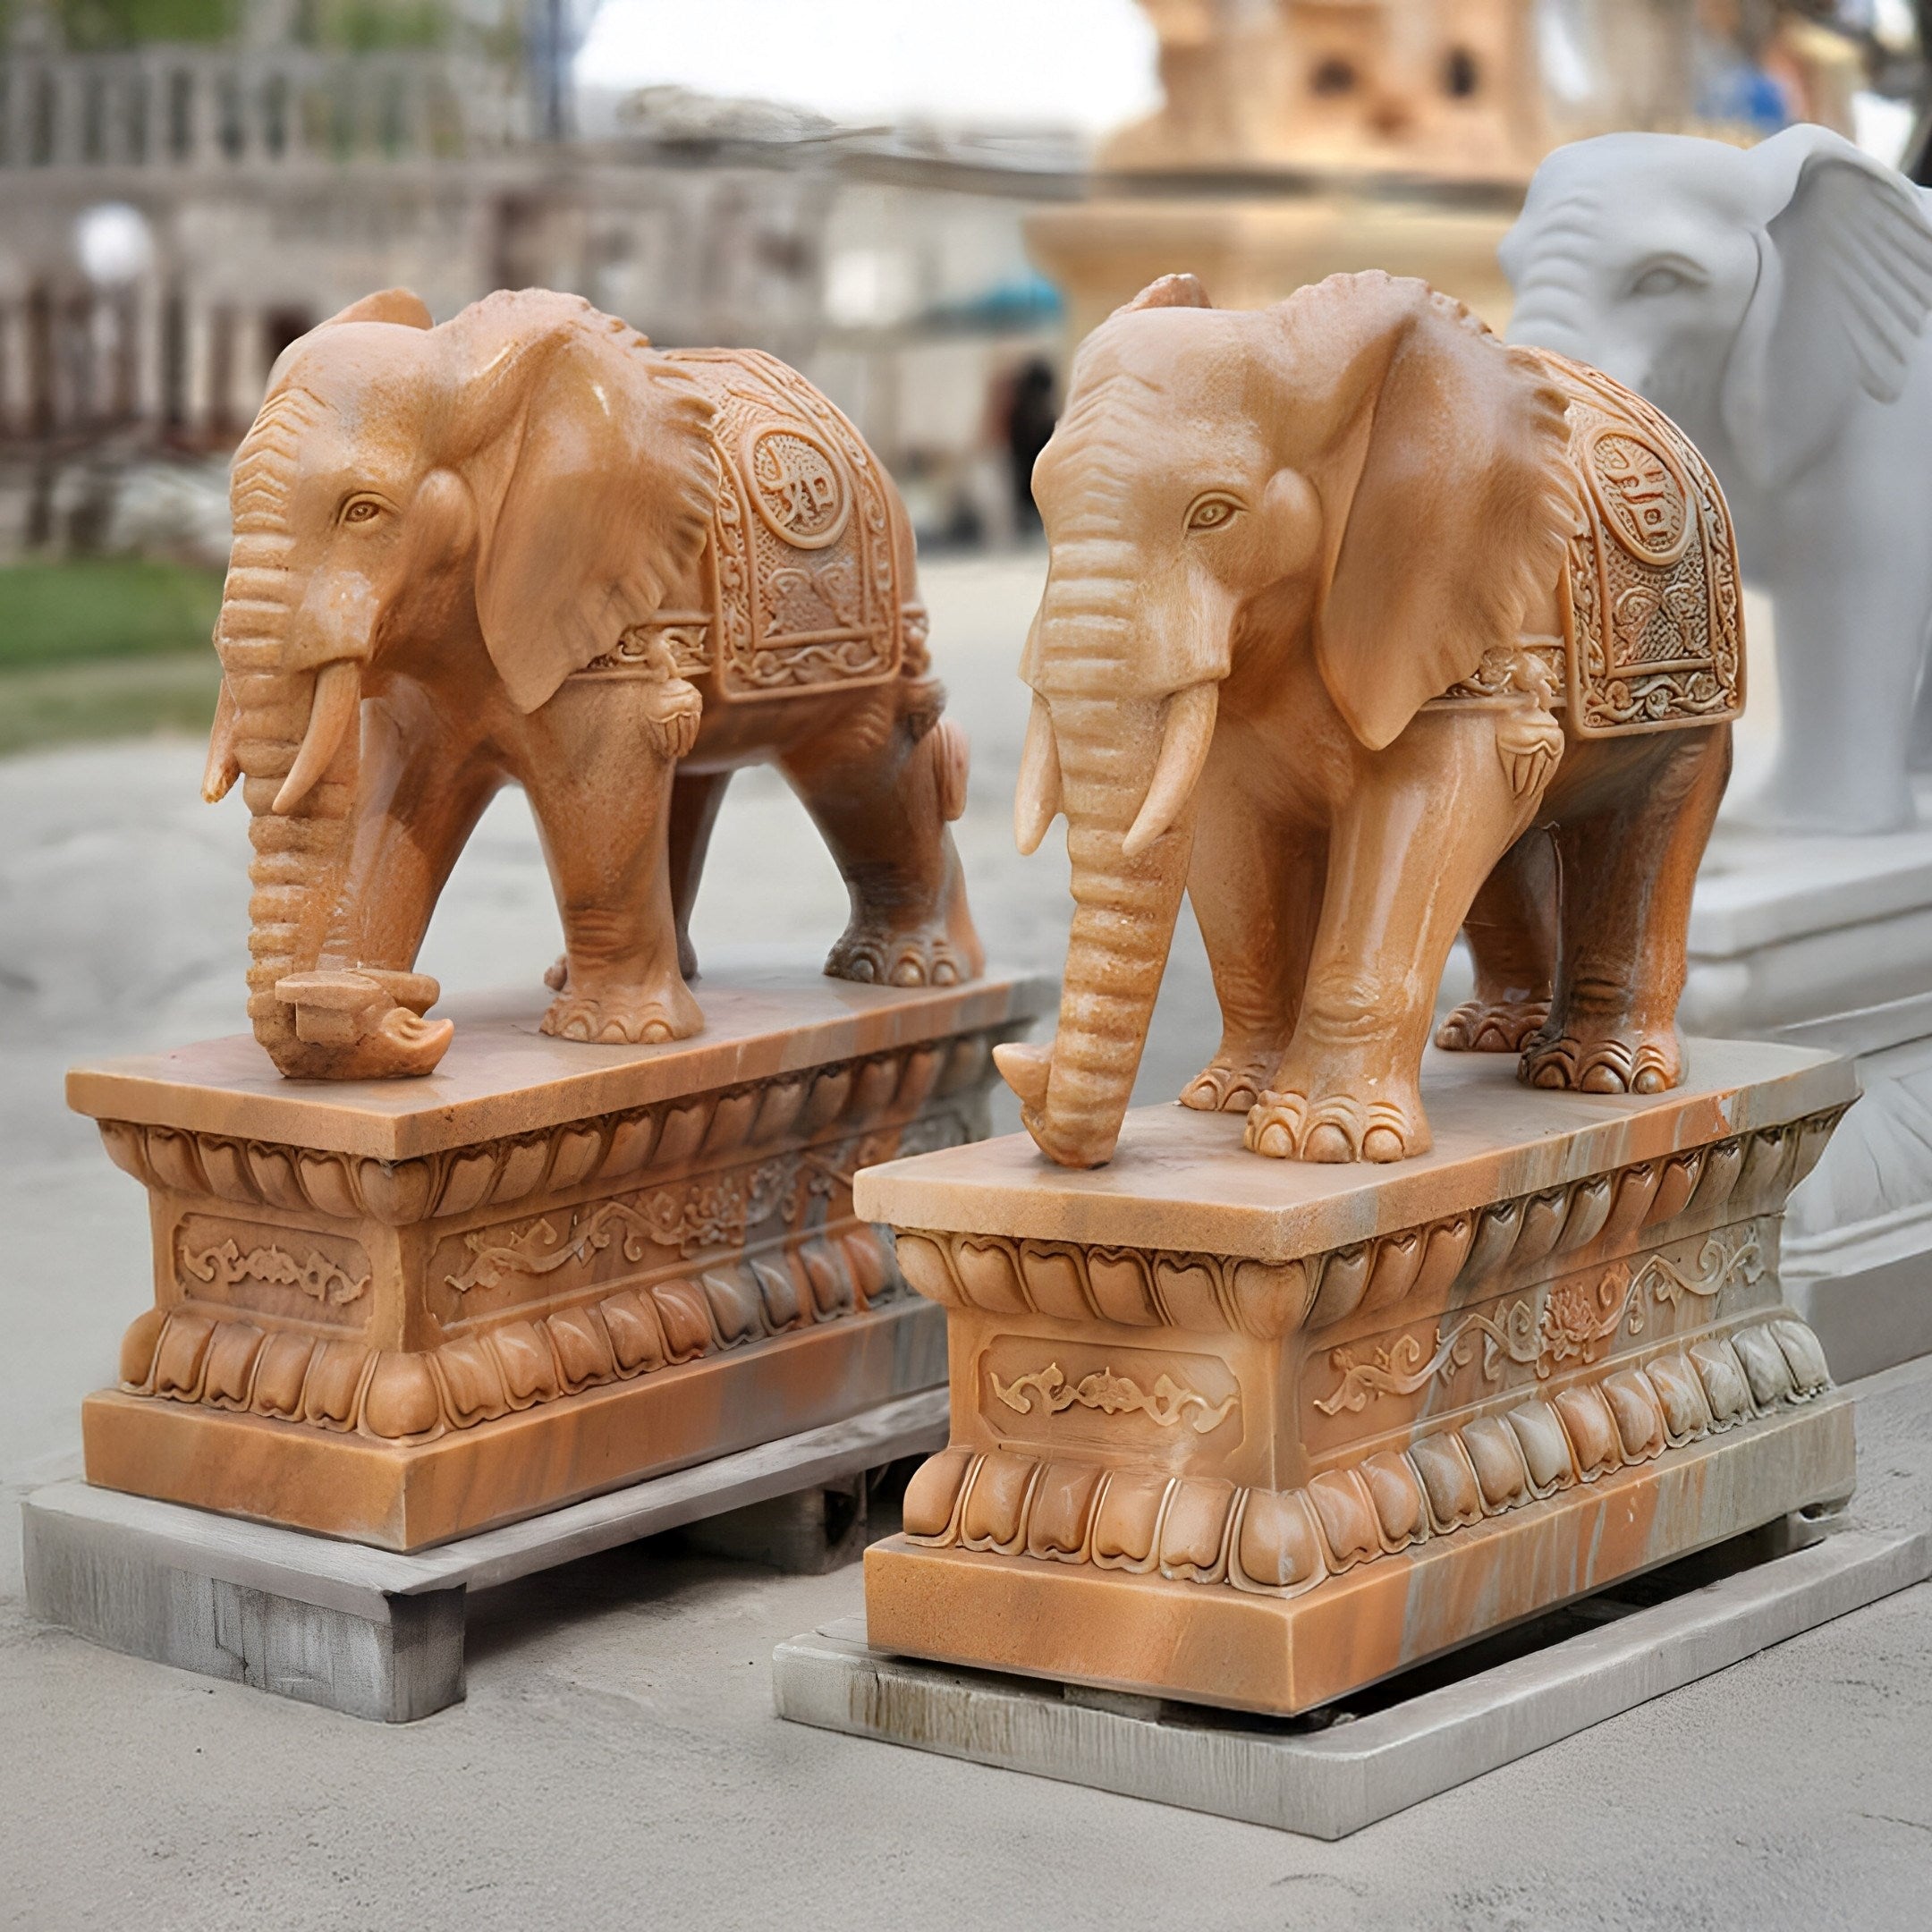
left=132, top=274, right=164, bottom=427
left=89, top=290, right=116, bottom=424
left=182, top=294, right=214, bottom=434
left=52, top=63, right=82, bottom=167
left=235, top=308, right=273, bottom=423
left=0, top=302, right=21, bottom=437
left=191, top=57, right=219, bottom=166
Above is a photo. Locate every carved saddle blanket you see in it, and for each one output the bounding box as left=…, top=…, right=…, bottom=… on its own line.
left=1440, top=353, right=1745, bottom=736
left=579, top=348, right=914, bottom=702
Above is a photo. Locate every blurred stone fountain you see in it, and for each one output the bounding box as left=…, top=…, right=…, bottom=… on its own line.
left=1027, top=0, right=1727, bottom=337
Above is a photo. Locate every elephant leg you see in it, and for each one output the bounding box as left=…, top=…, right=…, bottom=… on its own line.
left=1436, top=826, right=1556, bottom=1054
left=782, top=706, right=982, bottom=988
left=328, top=693, right=503, bottom=978
left=668, top=767, right=733, bottom=981
left=519, top=680, right=701, bottom=1046
left=1522, top=725, right=1730, bottom=1096
left=1248, top=708, right=1539, bottom=1163
left=543, top=768, right=730, bottom=993
left=1181, top=779, right=1322, bottom=1114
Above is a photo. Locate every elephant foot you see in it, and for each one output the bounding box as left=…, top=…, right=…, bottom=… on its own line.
left=826, top=921, right=972, bottom=989
left=1435, top=997, right=1551, bottom=1055
left=1521, top=1026, right=1681, bottom=1096
left=1243, top=1084, right=1428, bottom=1165
left=541, top=974, right=703, bottom=1046
left=1180, top=1055, right=1277, bottom=1114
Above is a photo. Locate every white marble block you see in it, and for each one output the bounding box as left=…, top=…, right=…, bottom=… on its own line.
left=1682, top=791, right=1932, bottom=1377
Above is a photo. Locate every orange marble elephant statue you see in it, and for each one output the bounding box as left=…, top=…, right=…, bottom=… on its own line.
left=996, top=271, right=1740, bottom=1168
left=202, top=287, right=979, bottom=1081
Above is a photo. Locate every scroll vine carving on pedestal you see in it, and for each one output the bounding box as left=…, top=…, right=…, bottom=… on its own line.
left=447, top=1158, right=793, bottom=1292
left=1313, top=1223, right=1766, bottom=1416
left=182, top=1237, right=370, bottom=1307
left=990, top=1362, right=1239, bottom=1436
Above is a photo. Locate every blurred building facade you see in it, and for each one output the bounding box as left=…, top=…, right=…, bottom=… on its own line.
left=4, top=0, right=1922, bottom=558
left=0, top=0, right=1073, bottom=554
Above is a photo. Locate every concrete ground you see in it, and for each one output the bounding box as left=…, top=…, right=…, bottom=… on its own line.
left=2, top=553, right=1926, bottom=1928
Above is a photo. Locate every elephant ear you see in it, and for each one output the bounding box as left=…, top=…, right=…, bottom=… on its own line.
left=454, top=300, right=717, bottom=714
left=1109, top=272, right=1213, bottom=318
left=321, top=288, right=435, bottom=331
left=265, top=287, right=433, bottom=393
left=1724, top=124, right=1932, bottom=490
left=1301, top=276, right=1573, bottom=752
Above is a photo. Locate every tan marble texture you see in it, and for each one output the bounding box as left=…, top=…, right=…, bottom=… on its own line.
left=71, top=968, right=1045, bottom=1161
left=204, top=289, right=980, bottom=1083
left=861, top=1037, right=1859, bottom=1714
left=72, top=969, right=1049, bottom=1550
left=860, top=1038, right=1853, bottom=1260
left=995, top=272, right=1739, bottom=1173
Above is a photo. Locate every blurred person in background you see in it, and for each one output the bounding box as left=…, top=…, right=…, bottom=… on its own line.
left=1001, top=357, right=1056, bottom=538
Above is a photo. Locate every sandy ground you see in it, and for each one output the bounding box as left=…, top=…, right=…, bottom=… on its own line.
left=2, top=553, right=1926, bottom=1929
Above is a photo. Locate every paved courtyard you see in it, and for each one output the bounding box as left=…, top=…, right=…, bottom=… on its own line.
left=2, top=554, right=1928, bottom=1929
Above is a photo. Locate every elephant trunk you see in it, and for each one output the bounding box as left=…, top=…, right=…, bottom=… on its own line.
left=997, top=597, right=1217, bottom=1166
left=208, top=401, right=450, bottom=1079
left=211, top=527, right=363, bottom=1074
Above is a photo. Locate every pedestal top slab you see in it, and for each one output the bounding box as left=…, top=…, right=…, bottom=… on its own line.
left=855, top=1038, right=1854, bottom=1264
left=67, top=957, right=1053, bottom=1161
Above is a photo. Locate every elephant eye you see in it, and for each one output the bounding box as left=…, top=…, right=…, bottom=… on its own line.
left=1631, top=264, right=1692, bottom=298
left=1186, top=495, right=1241, bottom=532
left=341, top=497, right=386, bottom=525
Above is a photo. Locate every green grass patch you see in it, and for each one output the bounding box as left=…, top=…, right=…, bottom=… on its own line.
left=0, top=656, right=223, bottom=758
left=0, top=558, right=225, bottom=755
left=0, top=558, right=224, bottom=673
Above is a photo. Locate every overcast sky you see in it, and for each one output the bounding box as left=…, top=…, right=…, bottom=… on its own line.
left=574, top=0, right=1162, bottom=131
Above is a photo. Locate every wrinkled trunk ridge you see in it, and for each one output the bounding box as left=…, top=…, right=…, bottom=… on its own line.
left=999, top=677, right=1198, bottom=1168
left=210, top=394, right=449, bottom=1079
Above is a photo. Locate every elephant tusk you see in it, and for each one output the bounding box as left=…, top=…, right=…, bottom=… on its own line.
left=1123, top=682, right=1218, bottom=859
left=201, top=676, right=241, bottom=803
left=274, top=658, right=361, bottom=814
left=1013, top=694, right=1063, bottom=855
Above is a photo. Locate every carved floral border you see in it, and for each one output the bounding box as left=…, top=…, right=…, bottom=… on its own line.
left=115, top=1219, right=908, bottom=1444
left=95, top=1029, right=1004, bottom=1228
left=891, top=1106, right=1844, bottom=1342
left=902, top=1318, right=1833, bottom=1597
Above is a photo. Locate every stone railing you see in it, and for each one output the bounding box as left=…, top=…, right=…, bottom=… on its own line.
left=0, top=47, right=518, bottom=172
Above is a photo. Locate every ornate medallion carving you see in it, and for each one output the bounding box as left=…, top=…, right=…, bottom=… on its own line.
left=745, top=427, right=850, bottom=549
left=1583, top=426, right=1692, bottom=567
left=660, top=348, right=902, bottom=701
left=1545, top=353, right=1744, bottom=736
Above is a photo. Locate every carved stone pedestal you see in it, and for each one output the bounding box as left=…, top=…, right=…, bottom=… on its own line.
left=1684, top=792, right=1932, bottom=1377
left=67, top=966, right=1048, bottom=1551
left=858, top=1040, right=1859, bottom=1716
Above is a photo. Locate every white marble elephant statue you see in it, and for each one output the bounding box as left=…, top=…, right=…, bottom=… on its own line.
left=1502, top=124, right=1932, bottom=834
